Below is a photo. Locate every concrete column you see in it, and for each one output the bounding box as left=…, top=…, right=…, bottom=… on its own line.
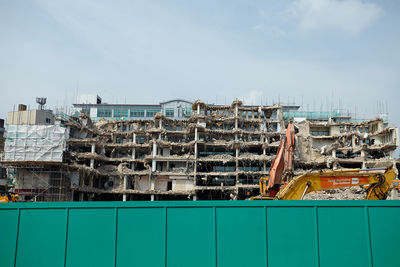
left=234, top=105, right=238, bottom=131
left=193, top=195, right=197, bottom=201
left=123, top=175, right=127, bottom=202
left=132, top=133, right=136, bottom=161
left=197, top=104, right=200, bottom=115
left=152, top=140, right=157, bottom=176
left=132, top=148, right=136, bottom=160
left=151, top=194, right=155, bottom=201
left=351, top=135, right=356, bottom=147
left=89, top=174, right=94, bottom=188
left=90, top=143, right=95, bottom=168
left=235, top=147, right=239, bottom=185
left=361, top=150, right=366, bottom=159
left=194, top=127, right=198, bottom=158
left=153, top=142, right=157, bottom=156
left=332, top=149, right=336, bottom=158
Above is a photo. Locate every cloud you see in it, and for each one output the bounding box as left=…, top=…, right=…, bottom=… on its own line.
left=286, top=0, right=383, bottom=34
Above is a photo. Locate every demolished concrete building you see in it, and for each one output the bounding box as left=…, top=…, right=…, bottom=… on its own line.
left=0, top=99, right=398, bottom=201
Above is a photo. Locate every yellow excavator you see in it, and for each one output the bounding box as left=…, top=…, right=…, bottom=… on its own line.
left=254, top=168, right=396, bottom=200
left=0, top=193, right=19, bottom=203
left=251, top=121, right=398, bottom=200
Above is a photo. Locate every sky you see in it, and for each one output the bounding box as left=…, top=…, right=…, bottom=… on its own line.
left=0, top=1, right=399, bottom=141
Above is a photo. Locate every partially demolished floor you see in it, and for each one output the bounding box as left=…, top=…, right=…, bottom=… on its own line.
left=61, top=100, right=399, bottom=201
left=3, top=99, right=399, bottom=201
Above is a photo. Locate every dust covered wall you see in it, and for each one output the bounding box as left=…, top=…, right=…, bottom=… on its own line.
left=172, top=179, right=194, bottom=191
left=135, top=176, right=150, bottom=191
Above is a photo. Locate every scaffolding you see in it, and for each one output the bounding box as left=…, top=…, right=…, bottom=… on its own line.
left=4, top=124, right=68, bottom=162
left=9, top=164, right=72, bottom=201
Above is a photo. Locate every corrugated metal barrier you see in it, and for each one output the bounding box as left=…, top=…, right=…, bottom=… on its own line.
left=1, top=201, right=399, bottom=267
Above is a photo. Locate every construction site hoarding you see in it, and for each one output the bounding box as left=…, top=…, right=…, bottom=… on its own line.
left=4, top=125, right=68, bottom=162
left=1, top=200, right=399, bottom=267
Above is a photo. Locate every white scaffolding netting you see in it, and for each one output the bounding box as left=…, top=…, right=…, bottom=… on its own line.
left=4, top=125, right=68, bottom=162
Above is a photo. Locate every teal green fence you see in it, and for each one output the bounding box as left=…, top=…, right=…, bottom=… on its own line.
left=1, top=201, right=399, bottom=267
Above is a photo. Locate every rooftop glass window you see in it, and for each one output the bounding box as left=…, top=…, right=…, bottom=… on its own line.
left=130, top=109, right=145, bottom=117
left=114, top=109, right=128, bottom=118
left=146, top=109, right=161, bottom=117
left=97, top=108, right=112, bottom=117
left=166, top=109, right=174, bottom=118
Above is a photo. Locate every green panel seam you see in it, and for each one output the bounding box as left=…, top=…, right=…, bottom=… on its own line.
left=265, top=206, right=268, bottom=267
left=114, top=208, right=118, bottom=267
left=365, top=206, right=373, bottom=267
left=214, top=206, right=217, bottom=267
left=13, top=208, right=20, bottom=267
left=165, top=207, right=167, bottom=267
left=64, top=208, right=69, bottom=267
left=314, top=206, right=320, bottom=267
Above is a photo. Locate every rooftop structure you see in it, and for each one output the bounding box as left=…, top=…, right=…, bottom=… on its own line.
left=73, top=95, right=193, bottom=121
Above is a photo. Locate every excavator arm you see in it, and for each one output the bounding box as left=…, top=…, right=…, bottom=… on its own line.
left=264, top=121, right=295, bottom=197
left=276, top=168, right=396, bottom=200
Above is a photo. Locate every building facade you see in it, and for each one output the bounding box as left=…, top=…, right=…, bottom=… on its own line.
left=0, top=98, right=398, bottom=201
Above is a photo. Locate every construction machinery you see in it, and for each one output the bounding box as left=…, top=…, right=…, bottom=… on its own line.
left=254, top=167, right=397, bottom=200
left=275, top=168, right=396, bottom=200
left=253, top=121, right=397, bottom=200
left=263, top=121, right=295, bottom=197
left=0, top=193, right=19, bottom=203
